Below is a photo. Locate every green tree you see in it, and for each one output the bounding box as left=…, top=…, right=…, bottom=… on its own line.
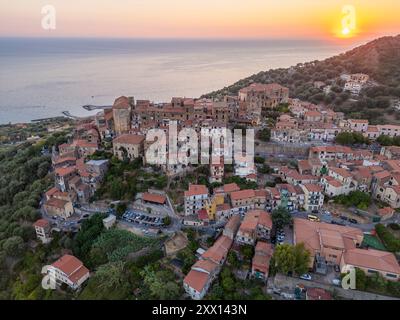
left=115, top=202, right=127, bottom=218
left=141, top=265, right=181, bottom=300
left=257, top=128, right=271, bottom=142
left=227, top=251, right=240, bottom=268
left=272, top=243, right=296, bottom=275
left=271, top=207, right=292, bottom=230
left=163, top=216, right=171, bottom=226
left=293, top=243, right=311, bottom=275
left=80, top=261, right=130, bottom=300
left=3, top=236, right=25, bottom=257
left=272, top=243, right=310, bottom=276
left=240, top=245, right=254, bottom=262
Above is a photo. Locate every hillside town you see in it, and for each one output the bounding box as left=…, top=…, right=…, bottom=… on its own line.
left=20, top=73, right=400, bottom=300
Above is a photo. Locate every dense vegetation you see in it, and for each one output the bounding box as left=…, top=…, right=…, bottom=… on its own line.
left=334, top=191, right=371, bottom=210
left=271, top=207, right=293, bottom=230
left=204, top=35, right=400, bottom=124
left=375, top=224, right=400, bottom=252
left=269, top=243, right=310, bottom=276
left=74, top=214, right=179, bottom=300
left=0, top=131, right=72, bottom=299
left=376, top=135, right=400, bottom=146
left=348, top=267, right=400, bottom=298
left=335, top=132, right=369, bottom=146
left=222, top=176, right=258, bottom=190
left=94, top=157, right=167, bottom=201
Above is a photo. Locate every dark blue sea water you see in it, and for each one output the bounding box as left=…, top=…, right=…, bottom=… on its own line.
left=0, top=38, right=357, bottom=124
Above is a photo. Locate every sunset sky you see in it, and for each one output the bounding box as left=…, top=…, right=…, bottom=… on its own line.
left=0, top=0, right=399, bottom=41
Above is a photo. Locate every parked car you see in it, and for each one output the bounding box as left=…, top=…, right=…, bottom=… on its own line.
left=334, top=265, right=340, bottom=273
left=332, top=279, right=341, bottom=286
left=281, top=292, right=295, bottom=299
left=331, top=220, right=345, bottom=226
left=340, top=215, right=348, bottom=221
left=272, top=288, right=281, bottom=295
left=349, top=218, right=358, bottom=224
left=300, top=274, right=312, bottom=281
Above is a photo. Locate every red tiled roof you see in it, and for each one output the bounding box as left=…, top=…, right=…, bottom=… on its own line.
left=45, top=187, right=59, bottom=197
left=55, top=166, right=77, bottom=176
left=183, top=270, right=210, bottom=292
left=45, top=198, right=68, bottom=209
left=224, top=215, right=241, bottom=233
left=52, top=255, right=84, bottom=276
left=324, top=176, right=343, bottom=188
left=184, top=184, right=208, bottom=197
left=329, top=167, right=352, bottom=179
left=73, top=139, right=98, bottom=148
left=378, top=207, right=394, bottom=217
left=302, top=184, right=322, bottom=193
left=113, top=134, right=145, bottom=145
left=198, top=209, right=209, bottom=221
left=192, top=260, right=219, bottom=274
left=113, top=96, right=131, bottom=109
left=54, top=157, right=76, bottom=165
left=343, top=248, right=400, bottom=275
left=202, top=235, right=232, bottom=264
left=34, top=219, right=49, bottom=228
left=239, top=210, right=272, bottom=232
left=142, top=192, right=166, bottom=204
left=230, top=189, right=256, bottom=201
left=307, top=288, right=332, bottom=300
left=223, top=183, right=240, bottom=193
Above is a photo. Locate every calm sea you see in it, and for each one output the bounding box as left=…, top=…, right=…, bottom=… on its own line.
left=0, top=38, right=357, bottom=124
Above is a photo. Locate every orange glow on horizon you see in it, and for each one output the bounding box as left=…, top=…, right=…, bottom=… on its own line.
left=0, top=0, right=398, bottom=41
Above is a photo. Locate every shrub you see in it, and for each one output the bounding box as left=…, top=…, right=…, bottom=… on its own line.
left=375, top=224, right=400, bottom=252
left=388, top=223, right=400, bottom=231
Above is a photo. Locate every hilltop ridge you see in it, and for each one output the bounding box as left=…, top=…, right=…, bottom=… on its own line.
left=204, top=35, right=400, bottom=124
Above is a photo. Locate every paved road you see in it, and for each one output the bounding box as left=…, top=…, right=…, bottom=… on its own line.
left=290, top=209, right=400, bottom=233
left=270, top=274, right=399, bottom=300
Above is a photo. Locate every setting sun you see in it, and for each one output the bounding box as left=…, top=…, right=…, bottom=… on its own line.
left=342, top=27, right=350, bottom=35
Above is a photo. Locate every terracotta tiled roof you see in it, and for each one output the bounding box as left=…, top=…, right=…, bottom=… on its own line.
left=222, top=183, right=240, bottom=193
left=45, top=187, right=59, bottom=197
left=224, top=215, right=241, bottom=233
left=55, top=166, right=77, bottom=176
left=202, top=235, right=232, bottom=264
left=343, top=248, right=400, bottom=275
left=184, top=184, right=208, bottom=197
left=73, top=140, right=98, bottom=148
left=198, top=209, right=209, bottom=221
left=142, top=192, right=166, bottom=204
left=302, top=184, right=323, bottom=193
left=377, top=207, right=394, bottom=217
left=230, top=189, right=256, bottom=201
left=113, top=134, right=145, bottom=145
left=183, top=270, right=210, bottom=292
left=324, top=176, right=343, bottom=188
left=192, top=260, right=219, bottom=274
left=239, top=210, right=272, bottom=232
left=307, top=288, right=332, bottom=300
left=113, top=96, right=131, bottom=109
left=293, top=218, right=363, bottom=255
left=52, top=255, right=89, bottom=284
left=45, top=198, right=68, bottom=209
left=34, top=219, right=49, bottom=228
left=329, top=167, right=352, bottom=179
